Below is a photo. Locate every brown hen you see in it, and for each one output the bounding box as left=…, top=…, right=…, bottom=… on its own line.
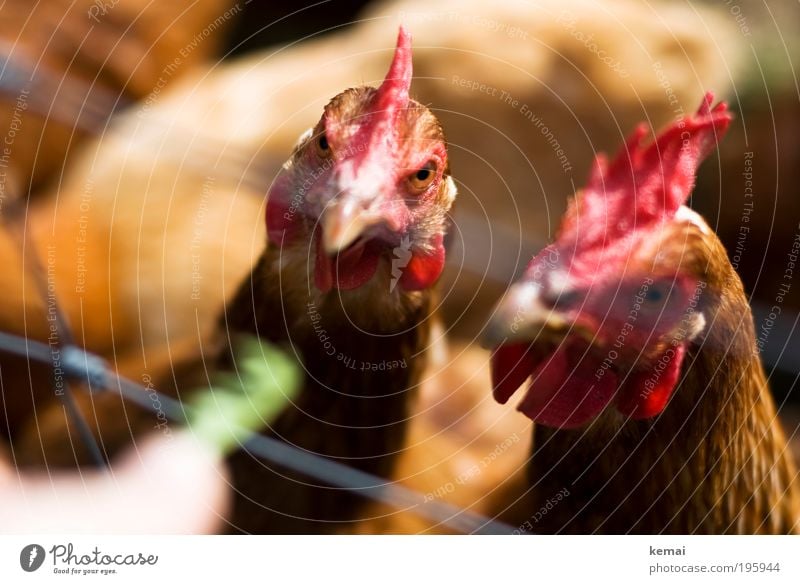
left=484, top=95, right=800, bottom=534
left=158, top=27, right=457, bottom=533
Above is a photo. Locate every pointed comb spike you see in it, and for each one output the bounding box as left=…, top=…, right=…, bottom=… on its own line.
left=587, top=153, right=608, bottom=186
left=373, top=26, right=413, bottom=114
left=697, top=91, right=714, bottom=116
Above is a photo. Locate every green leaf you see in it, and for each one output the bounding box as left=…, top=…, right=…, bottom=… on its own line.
left=188, top=337, right=300, bottom=455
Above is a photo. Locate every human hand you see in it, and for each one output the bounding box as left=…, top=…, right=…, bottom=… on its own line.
left=0, top=432, right=230, bottom=534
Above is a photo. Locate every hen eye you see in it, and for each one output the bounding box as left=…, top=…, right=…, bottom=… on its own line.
left=644, top=286, right=667, bottom=303
left=315, top=133, right=332, bottom=158
left=409, top=161, right=437, bottom=191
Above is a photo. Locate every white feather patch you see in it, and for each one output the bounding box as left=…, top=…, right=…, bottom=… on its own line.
left=675, top=205, right=711, bottom=235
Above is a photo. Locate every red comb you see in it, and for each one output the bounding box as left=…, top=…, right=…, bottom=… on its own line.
left=561, top=92, right=732, bottom=250
left=372, top=25, right=412, bottom=116
left=325, top=26, right=413, bottom=176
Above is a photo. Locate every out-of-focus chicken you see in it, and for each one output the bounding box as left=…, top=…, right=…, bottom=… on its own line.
left=483, top=95, right=800, bottom=533
left=0, top=0, right=236, bottom=190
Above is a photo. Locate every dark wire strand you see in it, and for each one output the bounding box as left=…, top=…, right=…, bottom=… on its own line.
left=0, top=201, right=107, bottom=470
left=0, top=330, right=516, bottom=535
left=117, top=375, right=513, bottom=535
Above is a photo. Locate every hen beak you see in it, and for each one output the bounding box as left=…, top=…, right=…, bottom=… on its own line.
left=320, top=173, right=406, bottom=254
left=320, top=200, right=385, bottom=254
left=481, top=282, right=572, bottom=348
left=321, top=201, right=365, bottom=254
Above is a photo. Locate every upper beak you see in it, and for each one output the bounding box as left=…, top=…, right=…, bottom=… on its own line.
left=481, top=282, right=571, bottom=348
left=320, top=199, right=384, bottom=254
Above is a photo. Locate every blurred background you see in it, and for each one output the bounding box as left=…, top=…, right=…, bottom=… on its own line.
left=0, top=0, right=798, bottom=519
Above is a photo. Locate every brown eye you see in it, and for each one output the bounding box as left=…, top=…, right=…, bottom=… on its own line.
left=409, top=161, right=437, bottom=191
left=315, top=133, right=332, bottom=158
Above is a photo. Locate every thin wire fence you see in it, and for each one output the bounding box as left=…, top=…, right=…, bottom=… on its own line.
left=0, top=331, right=515, bottom=534
left=0, top=190, right=515, bottom=535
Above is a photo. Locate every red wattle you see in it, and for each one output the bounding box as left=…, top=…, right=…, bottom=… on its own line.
left=615, top=344, right=686, bottom=419
left=313, top=233, right=381, bottom=293
left=517, top=340, right=619, bottom=429
left=399, top=233, right=445, bottom=291
left=491, top=343, right=537, bottom=405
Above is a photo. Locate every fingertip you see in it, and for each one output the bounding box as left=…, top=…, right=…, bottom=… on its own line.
left=117, top=431, right=232, bottom=533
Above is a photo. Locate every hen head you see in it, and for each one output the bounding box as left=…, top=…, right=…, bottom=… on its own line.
left=266, top=27, right=455, bottom=298
left=484, top=94, right=733, bottom=429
